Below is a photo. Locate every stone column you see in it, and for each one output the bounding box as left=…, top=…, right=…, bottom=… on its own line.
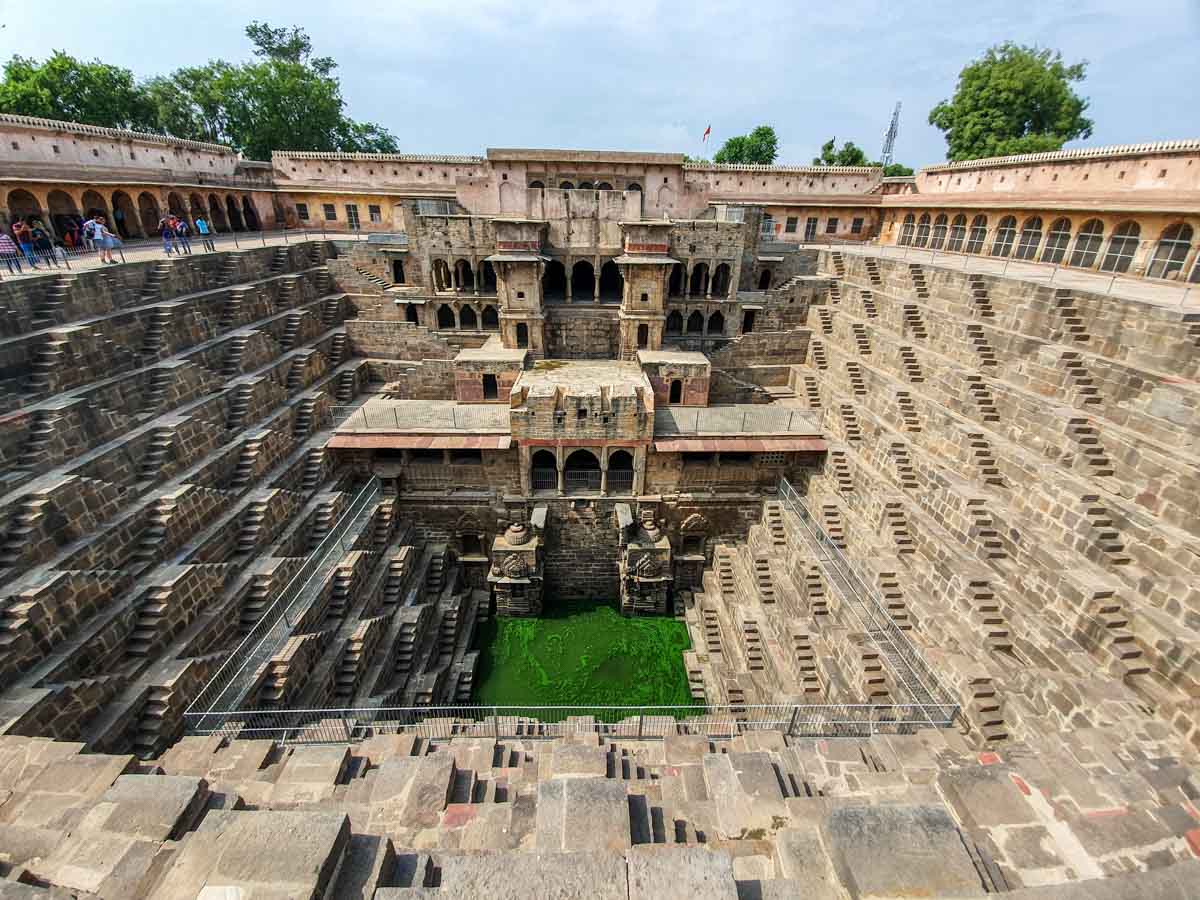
left=565, top=257, right=573, bottom=304
left=593, top=255, right=601, bottom=304
left=473, top=261, right=481, bottom=295
left=683, top=261, right=691, bottom=299
left=705, top=259, right=715, bottom=299
left=600, top=451, right=609, bottom=496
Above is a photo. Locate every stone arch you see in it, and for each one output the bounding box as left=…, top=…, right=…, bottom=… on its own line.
left=7, top=188, right=42, bottom=226
left=930, top=214, right=948, bottom=249
left=189, top=193, right=206, bottom=222
left=1069, top=219, right=1104, bottom=268
left=608, top=448, right=634, bottom=470
left=668, top=263, right=684, bottom=297
left=679, top=513, right=709, bottom=556
left=711, top=263, right=731, bottom=297
left=914, top=213, right=931, bottom=248
left=455, top=258, right=474, bottom=291
left=47, top=190, right=80, bottom=235
left=530, top=449, right=557, bottom=491
left=965, top=215, right=988, bottom=253
left=436, top=304, right=456, bottom=329
left=681, top=513, right=709, bottom=532
left=656, top=183, right=674, bottom=210
left=991, top=216, right=1017, bottom=257
left=559, top=181, right=574, bottom=190
left=528, top=180, right=544, bottom=189
left=225, top=195, right=245, bottom=231
left=542, top=260, right=566, bottom=301
left=947, top=214, right=967, bottom=252
left=1015, top=216, right=1043, bottom=260
left=689, top=262, right=709, bottom=296
left=111, top=190, right=138, bottom=237
left=1041, top=217, right=1072, bottom=263
left=241, top=196, right=260, bottom=230
left=482, top=260, right=497, bottom=293
left=167, top=192, right=187, bottom=220
left=137, top=191, right=161, bottom=235
left=899, top=213, right=915, bottom=246
left=596, top=181, right=613, bottom=191
left=636, top=323, right=649, bottom=348
left=1100, top=221, right=1140, bottom=273
left=1148, top=223, right=1194, bottom=279
left=707, top=311, right=725, bottom=335
left=459, top=305, right=478, bottom=329
left=686, top=310, right=704, bottom=334
left=665, top=310, right=683, bottom=334
left=432, top=259, right=452, bottom=292
left=208, top=194, right=228, bottom=231
left=498, top=179, right=519, bottom=213
left=516, top=322, right=529, bottom=348
left=598, top=260, right=622, bottom=301
left=571, top=259, right=594, bottom=298
left=578, top=181, right=594, bottom=190
left=564, top=448, right=601, bottom=493
left=481, top=305, right=499, bottom=330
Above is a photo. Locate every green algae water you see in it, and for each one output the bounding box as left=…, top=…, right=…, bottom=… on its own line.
left=471, top=599, right=696, bottom=716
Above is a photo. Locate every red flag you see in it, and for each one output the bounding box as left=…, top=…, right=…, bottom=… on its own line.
left=702, top=124, right=711, bottom=142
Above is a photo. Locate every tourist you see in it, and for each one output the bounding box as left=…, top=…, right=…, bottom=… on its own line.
left=92, top=216, right=118, bottom=265
left=159, top=217, right=177, bottom=255
left=81, top=215, right=99, bottom=253
left=195, top=215, right=215, bottom=252
left=30, top=221, right=59, bottom=268
left=174, top=217, right=192, bottom=255
left=0, top=231, right=22, bottom=273
left=12, top=220, right=38, bottom=269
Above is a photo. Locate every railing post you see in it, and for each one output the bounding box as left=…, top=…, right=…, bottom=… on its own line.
left=637, top=714, right=644, bottom=739
left=492, top=708, right=500, bottom=740
left=787, top=706, right=801, bottom=737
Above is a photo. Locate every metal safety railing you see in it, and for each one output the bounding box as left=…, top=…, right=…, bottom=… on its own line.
left=654, top=406, right=819, bottom=436
left=777, top=477, right=958, bottom=717
left=184, top=701, right=960, bottom=745
left=564, top=470, right=602, bottom=493
left=184, top=478, right=381, bottom=732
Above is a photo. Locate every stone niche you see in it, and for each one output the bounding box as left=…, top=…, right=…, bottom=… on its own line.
left=636, top=350, right=710, bottom=407
left=618, top=505, right=673, bottom=616
left=452, top=344, right=528, bottom=403
left=488, top=519, right=544, bottom=616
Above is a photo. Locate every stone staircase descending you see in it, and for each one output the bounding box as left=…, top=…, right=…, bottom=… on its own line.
left=138, top=428, right=176, bottom=482
left=967, top=274, right=995, bottom=318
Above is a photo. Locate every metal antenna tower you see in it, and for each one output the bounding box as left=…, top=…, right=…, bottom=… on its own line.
left=880, top=101, right=902, bottom=168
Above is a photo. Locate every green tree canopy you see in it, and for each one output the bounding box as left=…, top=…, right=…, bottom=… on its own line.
left=713, top=125, right=779, bottom=164
left=0, top=51, right=156, bottom=130
left=812, top=137, right=870, bottom=167
left=0, top=23, right=398, bottom=158
left=929, top=43, right=1092, bottom=161
left=882, top=163, right=914, bottom=176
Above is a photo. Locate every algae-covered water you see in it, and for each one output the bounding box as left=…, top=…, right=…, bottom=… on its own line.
left=471, top=599, right=696, bottom=712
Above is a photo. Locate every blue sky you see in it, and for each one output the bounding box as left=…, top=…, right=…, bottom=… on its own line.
left=2, top=0, right=1197, bottom=166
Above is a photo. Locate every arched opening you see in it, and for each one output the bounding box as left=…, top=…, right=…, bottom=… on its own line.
left=516, top=322, right=529, bottom=348
left=7, top=189, right=42, bottom=228
left=482, top=261, right=497, bottom=293
left=757, top=269, right=772, bottom=290
left=707, top=311, right=725, bottom=335
left=608, top=449, right=634, bottom=494
left=208, top=194, right=228, bottom=231
left=559, top=181, right=574, bottom=190
left=598, top=260, right=622, bottom=301
left=990, top=216, right=1017, bottom=257
left=578, top=181, right=594, bottom=190
left=689, top=262, right=709, bottom=296
left=914, top=214, right=931, bottom=248
left=167, top=192, right=187, bottom=221
left=481, top=305, right=499, bottom=330
left=47, top=190, right=80, bottom=236
left=436, top=304, right=456, bottom=329
left=711, top=263, right=731, bottom=296
left=669, top=379, right=683, bottom=403
left=1069, top=219, right=1104, bottom=268
left=530, top=449, right=557, bottom=492
left=1148, top=223, right=1194, bottom=279
left=742, top=309, right=756, bottom=333
left=483, top=374, right=499, bottom=400
left=529, top=180, right=544, bottom=189
left=636, top=323, right=649, bottom=348
left=189, top=193, right=206, bottom=223
left=1100, top=221, right=1140, bottom=273
left=80, top=188, right=108, bottom=223
left=111, top=191, right=138, bottom=237
left=898, top=213, right=915, bottom=246
left=627, top=183, right=642, bottom=193
left=405, top=303, right=418, bottom=324
left=392, top=259, right=406, bottom=284
left=571, top=260, right=594, bottom=299
left=241, top=196, right=260, bottom=230
left=432, top=259, right=452, bottom=292
left=596, top=182, right=613, bottom=191
left=665, top=310, right=683, bottom=334
left=965, top=215, right=988, bottom=253
left=930, top=214, right=948, bottom=250
left=137, top=192, right=161, bottom=236
left=459, top=305, right=478, bottom=329
left=686, top=310, right=704, bottom=334
left=564, top=449, right=601, bottom=494
left=1041, top=218, right=1072, bottom=263
left=1015, top=217, right=1043, bottom=260
left=225, top=195, right=245, bottom=231
left=668, top=263, right=683, bottom=297
left=947, top=215, right=967, bottom=252
left=542, top=259, right=566, bottom=301
left=455, top=259, right=474, bottom=292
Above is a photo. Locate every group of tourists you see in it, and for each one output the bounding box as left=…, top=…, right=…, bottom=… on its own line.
left=0, top=208, right=220, bottom=275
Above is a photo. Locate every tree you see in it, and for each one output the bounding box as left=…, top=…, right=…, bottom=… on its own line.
left=713, top=125, right=778, bottom=165
left=929, top=43, right=1092, bottom=161
left=0, top=23, right=398, bottom=158
left=882, top=163, right=914, bottom=177
left=812, top=137, right=870, bottom=167
left=0, top=51, right=156, bottom=130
